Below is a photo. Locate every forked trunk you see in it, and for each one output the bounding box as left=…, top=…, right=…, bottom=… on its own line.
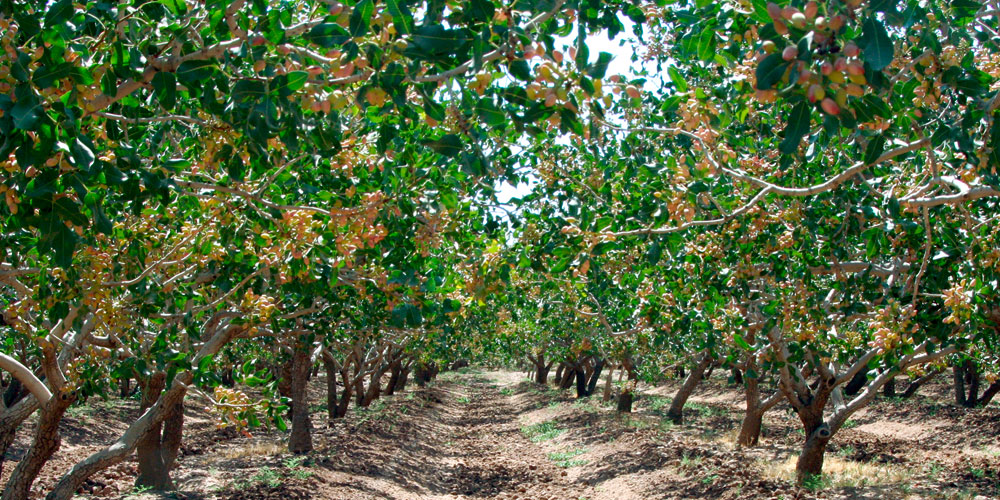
left=288, top=348, right=314, bottom=454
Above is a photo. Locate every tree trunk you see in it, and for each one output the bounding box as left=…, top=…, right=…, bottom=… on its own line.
left=844, top=370, right=867, bottom=397
left=976, top=379, right=1000, bottom=407
left=795, top=424, right=832, bottom=482
left=954, top=364, right=967, bottom=406
left=666, top=353, right=711, bottom=424
left=602, top=367, right=614, bottom=402
left=323, top=356, right=338, bottom=421
left=118, top=377, right=131, bottom=399
left=2, top=378, right=25, bottom=408
left=559, top=366, right=575, bottom=389
left=394, top=367, right=410, bottom=393
left=964, top=360, right=980, bottom=408
left=0, top=417, right=17, bottom=479
left=586, top=359, right=604, bottom=396
left=361, top=367, right=386, bottom=407
left=534, top=362, right=549, bottom=385
left=288, top=347, right=314, bottom=454
left=136, top=373, right=174, bottom=490
left=737, top=363, right=761, bottom=447
left=616, top=389, right=634, bottom=413
left=415, top=362, right=435, bottom=387
left=2, top=393, right=74, bottom=500
left=616, top=358, right=637, bottom=413
left=738, top=408, right=764, bottom=447
left=335, top=378, right=352, bottom=418
left=278, top=359, right=293, bottom=401
left=386, top=361, right=401, bottom=396
left=882, top=375, right=896, bottom=398
left=554, top=364, right=564, bottom=385
left=731, top=368, right=743, bottom=386
left=574, top=367, right=588, bottom=398
left=793, top=399, right=833, bottom=484
left=159, top=399, right=183, bottom=479
left=902, top=368, right=942, bottom=399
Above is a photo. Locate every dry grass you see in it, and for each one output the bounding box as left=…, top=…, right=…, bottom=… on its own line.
left=221, top=441, right=284, bottom=459
left=759, top=454, right=912, bottom=489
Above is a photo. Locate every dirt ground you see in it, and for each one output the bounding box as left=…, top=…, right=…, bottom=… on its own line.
left=3, top=369, right=999, bottom=499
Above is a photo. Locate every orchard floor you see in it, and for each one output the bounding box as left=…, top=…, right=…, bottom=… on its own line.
left=4, top=369, right=1000, bottom=500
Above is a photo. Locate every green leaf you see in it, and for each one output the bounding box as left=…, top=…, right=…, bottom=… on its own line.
left=176, top=60, right=217, bottom=85
left=863, top=134, right=887, bottom=164
left=733, top=333, right=751, bottom=350
left=198, top=353, right=215, bottom=372
left=409, top=25, right=469, bottom=58
left=33, top=62, right=74, bottom=88
left=11, top=93, right=40, bottom=130
left=152, top=71, right=176, bottom=111
left=386, top=0, right=414, bottom=35
left=440, top=191, right=459, bottom=210
left=755, top=53, right=788, bottom=91
left=467, top=0, right=495, bottom=22
left=779, top=102, right=811, bottom=154
left=159, top=0, right=187, bottom=15
left=424, top=134, right=463, bottom=157
left=70, top=137, right=96, bottom=171
left=858, top=18, right=894, bottom=71
left=476, top=98, right=505, bottom=128
left=349, top=0, right=374, bottom=37
left=509, top=59, right=532, bottom=81
left=307, top=23, right=350, bottom=47
left=668, top=66, right=688, bottom=92
left=285, top=71, right=308, bottom=92
left=43, top=0, right=74, bottom=28
left=53, top=197, right=88, bottom=227
left=697, top=30, right=715, bottom=62
left=587, top=52, right=613, bottom=79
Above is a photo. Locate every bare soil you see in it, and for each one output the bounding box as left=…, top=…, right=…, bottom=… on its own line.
left=3, top=369, right=999, bottom=499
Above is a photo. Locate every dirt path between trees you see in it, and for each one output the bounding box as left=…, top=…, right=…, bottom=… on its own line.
left=6, top=369, right=999, bottom=499
left=426, top=375, right=591, bottom=500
